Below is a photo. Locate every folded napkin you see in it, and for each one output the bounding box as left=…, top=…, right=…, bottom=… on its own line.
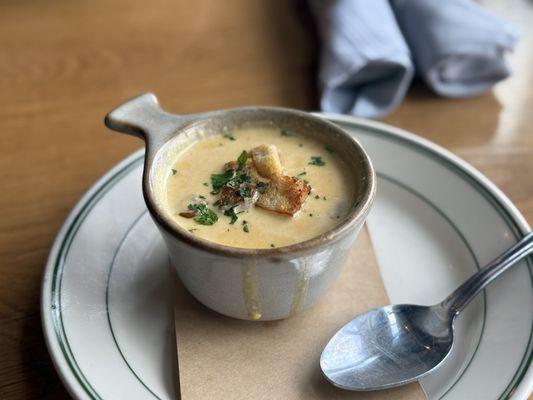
left=391, top=0, right=520, bottom=97
left=311, top=0, right=520, bottom=118
left=310, top=0, right=414, bottom=119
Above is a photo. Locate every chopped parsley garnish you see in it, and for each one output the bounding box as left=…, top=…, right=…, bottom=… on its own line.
left=214, top=167, right=254, bottom=201
left=242, top=221, right=250, bottom=232
left=203, top=182, right=209, bottom=187
left=238, top=185, right=252, bottom=198
left=323, top=196, right=327, bottom=200
left=237, top=150, right=248, bottom=167
left=171, top=168, right=177, bottom=175
left=224, top=208, right=239, bottom=224
left=309, top=156, right=326, bottom=166
left=223, top=132, right=236, bottom=141
left=314, top=195, right=320, bottom=199
left=224, top=170, right=253, bottom=198
left=256, top=181, right=267, bottom=194
left=325, top=145, right=335, bottom=154
left=309, top=213, right=313, bottom=217
left=270, top=243, right=275, bottom=248
left=280, top=129, right=294, bottom=137
left=293, top=171, right=306, bottom=180
left=188, top=228, right=197, bottom=234
left=185, top=203, right=218, bottom=225
left=198, top=195, right=206, bottom=200
left=293, top=171, right=309, bottom=185
left=210, top=150, right=260, bottom=216
left=210, top=169, right=235, bottom=194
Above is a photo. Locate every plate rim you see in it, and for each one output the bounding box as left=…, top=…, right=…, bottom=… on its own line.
left=41, top=113, right=533, bottom=400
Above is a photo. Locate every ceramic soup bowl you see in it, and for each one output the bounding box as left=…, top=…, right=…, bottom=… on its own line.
left=105, top=93, right=376, bottom=321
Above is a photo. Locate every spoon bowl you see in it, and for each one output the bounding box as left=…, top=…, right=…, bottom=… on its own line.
left=321, top=232, right=533, bottom=391
left=321, top=304, right=453, bottom=390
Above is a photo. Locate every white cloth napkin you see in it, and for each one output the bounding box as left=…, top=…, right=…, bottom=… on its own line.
left=311, top=0, right=520, bottom=118
left=310, top=0, right=414, bottom=119
left=391, top=0, right=520, bottom=97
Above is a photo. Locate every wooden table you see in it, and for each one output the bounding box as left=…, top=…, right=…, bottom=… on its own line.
left=1, top=1, right=531, bottom=398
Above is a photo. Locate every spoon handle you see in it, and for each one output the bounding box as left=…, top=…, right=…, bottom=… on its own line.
left=441, top=232, right=533, bottom=316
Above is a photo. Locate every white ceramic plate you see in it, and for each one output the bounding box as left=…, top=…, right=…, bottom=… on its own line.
left=41, top=114, right=533, bottom=400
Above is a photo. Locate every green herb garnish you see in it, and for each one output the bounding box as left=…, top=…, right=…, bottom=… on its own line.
left=293, top=171, right=306, bottom=180
left=225, top=170, right=253, bottom=199
left=256, top=181, right=267, bottom=194
left=238, top=185, right=252, bottom=198
left=203, top=182, right=209, bottom=187
left=210, top=169, right=235, bottom=194
left=224, top=208, right=239, bottom=224
left=198, top=195, right=206, bottom=200
left=223, top=132, right=236, bottom=141
left=281, top=130, right=294, bottom=137
left=309, top=156, right=326, bottom=166
left=237, top=150, right=248, bottom=167
left=270, top=243, right=275, bottom=248
left=325, top=145, right=335, bottom=154
left=187, top=203, right=218, bottom=225
left=314, top=195, right=320, bottom=199
left=323, top=196, right=327, bottom=200
left=188, top=228, right=197, bottom=234
left=242, top=221, right=250, bottom=232
left=171, top=168, right=177, bottom=175
left=303, top=179, right=310, bottom=184
left=309, top=213, right=313, bottom=217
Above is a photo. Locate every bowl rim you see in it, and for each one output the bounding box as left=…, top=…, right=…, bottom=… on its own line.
left=143, top=106, right=376, bottom=258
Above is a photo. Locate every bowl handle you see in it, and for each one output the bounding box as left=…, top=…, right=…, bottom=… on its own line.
left=104, top=93, right=195, bottom=150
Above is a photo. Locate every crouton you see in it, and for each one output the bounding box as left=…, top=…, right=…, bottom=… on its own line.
left=250, top=145, right=283, bottom=179
left=256, top=175, right=311, bottom=215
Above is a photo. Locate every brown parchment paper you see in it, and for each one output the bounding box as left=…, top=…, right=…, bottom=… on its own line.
left=174, top=227, right=426, bottom=400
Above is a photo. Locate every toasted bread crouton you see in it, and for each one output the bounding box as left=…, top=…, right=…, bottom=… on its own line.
left=218, top=186, right=242, bottom=210
left=256, top=175, right=311, bottom=215
left=250, top=145, right=283, bottom=179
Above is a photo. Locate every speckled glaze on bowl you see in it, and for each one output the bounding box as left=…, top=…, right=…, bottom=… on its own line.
left=104, top=93, right=376, bottom=321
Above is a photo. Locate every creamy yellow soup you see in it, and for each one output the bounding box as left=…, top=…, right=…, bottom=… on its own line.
left=164, top=127, right=355, bottom=249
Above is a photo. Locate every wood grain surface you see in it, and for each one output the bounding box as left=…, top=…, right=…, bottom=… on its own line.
left=0, top=0, right=531, bottom=399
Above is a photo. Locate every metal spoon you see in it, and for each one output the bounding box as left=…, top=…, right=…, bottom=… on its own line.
left=321, top=232, right=533, bottom=391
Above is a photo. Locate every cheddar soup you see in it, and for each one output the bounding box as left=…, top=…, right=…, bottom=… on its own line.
left=164, top=127, right=356, bottom=249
